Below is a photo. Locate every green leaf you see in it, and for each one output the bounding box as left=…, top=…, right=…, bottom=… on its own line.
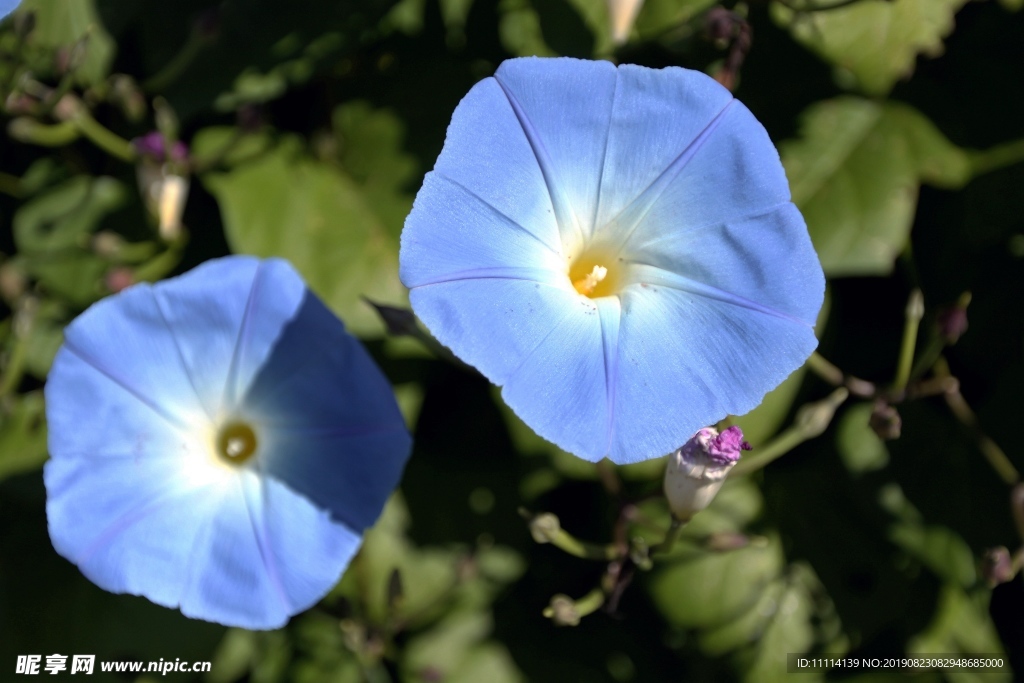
left=907, top=584, right=1010, bottom=683
left=836, top=403, right=889, bottom=474
left=196, top=126, right=408, bottom=337
left=781, top=97, right=971, bottom=276
left=402, top=611, right=493, bottom=680
left=444, top=644, right=524, bottom=683
left=634, top=0, right=717, bottom=42
left=771, top=0, right=969, bottom=95
left=888, top=522, right=976, bottom=588
left=999, top=0, right=1023, bottom=11
left=13, top=176, right=126, bottom=255
left=344, top=496, right=460, bottom=626
left=332, top=102, right=418, bottom=241
left=23, top=300, right=66, bottom=379
left=18, top=0, right=115, bottom=85
left=0, top=391, right=48, bottom=482
left=880, top=484, right=976, bottom=587
left=648, top=535, right=784, bottom=629
left=736, top=570, right=818, bottom=683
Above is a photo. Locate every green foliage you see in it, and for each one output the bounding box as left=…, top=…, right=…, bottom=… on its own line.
left=781, top=97, right=972, bottom=276
left=195, top=104, right=415, bottom=337
left=772, top=0, right=968, bottom=95
left=837, top=402, right=890, bottom=473
left=18, top=0, right=115, bottom=85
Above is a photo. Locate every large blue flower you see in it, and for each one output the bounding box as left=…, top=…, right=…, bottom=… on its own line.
left=44, top=256, right=411, bottom=629
left=400, top=57, right=823, bottom=464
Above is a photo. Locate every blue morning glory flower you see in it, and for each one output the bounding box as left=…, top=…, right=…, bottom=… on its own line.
left=0, top=1, right=18, bottom=21
left=44, top=256, right=411, bottom=629
left=400, top=57, right=824, bottom=464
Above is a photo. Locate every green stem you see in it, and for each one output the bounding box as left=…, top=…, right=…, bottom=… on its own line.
left=730, top=387, right=849, bottom=477
left=6, top=118, right=81, bottom=147
left=573, top=588, right=606, bottom=617
left=0, top=307, right=34, bottom=398
left=909, top=337, right=944, bottom=383
left=71, top=109, right=136, bottom=162
left=806, top=352, right=875, bottom=397
left=970, top=138, right=1024, bottom=177
left=806, top=352, right=844, bottom=385
left=133, top=234, right=188, bottom=283
left=548, top=527, right=618, bottom=561
left=729, top=426, right=807, bottom=478
left=894, top=289, right=924, bottom=393
left=937, top=358, right=1020, bottom=485
left=144, top=30, right=209, bottom=92
left=651, top=518, right=685, bottom=555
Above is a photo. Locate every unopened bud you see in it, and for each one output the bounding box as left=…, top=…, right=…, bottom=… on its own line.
left=869, top=401, right=902, bottom=440
left=194, top=7, right=222, bottom=41
left=981, top=547, right=1016, bottom=587
left=105, top=267, right=135, bottom=293
left=0, top=262, right=27, bottom=302
left=52, top=94, right=84, bottom=122
left=1012, top=484, right=1024, bottom=542
left=529, top=512, right=561, bottom=544
left=937, top=293, right=970, bottom=345
left=795, top=388, right=849, bottom=438
left=664, top=426, right=750, bottom=522
left=543, top=594, right=580, bottom=626
left=236, top=103, right=265, bottom=133
left=92, top=231, right=126, bottom=258
left=110, top=75, right=147, bottom=122
left=629, top=537, right=652, bottom=570
left=132, top=131, right=188, bottom=163
left=607, top=0, right=645, bottom=45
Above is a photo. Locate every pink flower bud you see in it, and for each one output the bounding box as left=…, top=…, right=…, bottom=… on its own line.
left=663, top=426, right=750, bottom=522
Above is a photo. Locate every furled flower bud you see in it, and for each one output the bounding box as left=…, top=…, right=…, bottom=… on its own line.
left=133, top=132, right=190, bottom=241
left=869, top=401, right=902, bottom=440
left=663, top=426, right=750, bottom=522
left=981, top=547, right=1016, bottom=587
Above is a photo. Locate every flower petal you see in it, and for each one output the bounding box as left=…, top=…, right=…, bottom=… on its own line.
left=493, top=57, right=618, bottom=245
left=501, top=297, right=617, bottom=460
left=607, top=284, right=818, bottom=463
left=57, top=281, right=215, bottom=428
left=240, top=291, right=411, bottom=531
left=590, top=64, right=735, bottom=233
left=424, top=74, right=562, bottom=255
left=180, top=474, right=359, bottom=629
left=607, top=101, right=793, bottom=250
left=400, top=173, right=566, bottom=288
left=626, top=203, right=823, bottom=326
left=409, top=278, right=581, bottom=386
left=149, top=257, right=310, bottom=413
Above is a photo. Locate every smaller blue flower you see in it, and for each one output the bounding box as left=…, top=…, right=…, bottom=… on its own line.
left=45, top=256, right=411, bottom=629
left=1, top=1, right=20, bottom=21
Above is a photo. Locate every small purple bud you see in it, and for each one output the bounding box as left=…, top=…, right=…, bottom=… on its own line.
left=937, top=304, right=969, bottom=345
left=869, top=401, right=902, bottom=440
left=132, top=132, right=188, bottom=163
left=981, top=547, right=1016, bottom=587
left=663, top=426, right=749, bottom=522
left=194, top=7, right=222, bottom=41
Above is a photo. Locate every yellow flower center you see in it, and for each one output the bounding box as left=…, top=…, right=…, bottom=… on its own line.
left=568, top=248, right=622, bottom=298
left=215, top=421, right=258, bottom=465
